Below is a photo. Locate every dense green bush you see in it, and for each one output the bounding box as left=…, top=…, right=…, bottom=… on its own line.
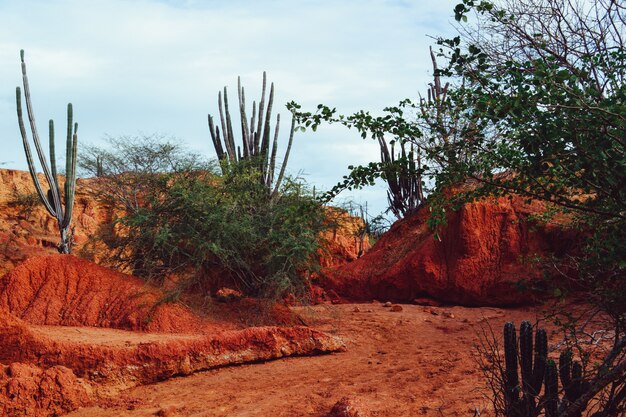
left=81, top=138, right=328, bottom=299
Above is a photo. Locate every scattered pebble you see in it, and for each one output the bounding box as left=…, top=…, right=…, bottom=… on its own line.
left=383, top=301, right=392, bottom=308
left=390, top=304, right=403, bottom=312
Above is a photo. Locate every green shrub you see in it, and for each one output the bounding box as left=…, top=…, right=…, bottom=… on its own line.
left=83, top=139, right=329, bottom=298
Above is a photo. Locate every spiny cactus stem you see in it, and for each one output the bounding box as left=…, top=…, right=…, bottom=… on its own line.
left=272, top=114, right=296, bottom=199
left=545, top=360, right=559, bottom=417
left=255, top=72, right=267, bottom=153
left=16, top=50, right=78, bottom=253
left=19, top=53, right=63, bottom=214
left=49, top=120, right=57, bottom=180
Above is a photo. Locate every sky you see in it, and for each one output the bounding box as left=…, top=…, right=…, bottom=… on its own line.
left=0, top=0, right=459, bottom=218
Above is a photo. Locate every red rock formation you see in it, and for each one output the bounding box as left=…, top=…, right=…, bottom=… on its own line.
left=321, top=195, right=578, bottom=306
left=0, top=362, right=90, bottom=417
left=0, top=254, right=205, bottom=333
left=0, top=255, right=345, bottom=409
left=319, top=207, right=371, bottom=269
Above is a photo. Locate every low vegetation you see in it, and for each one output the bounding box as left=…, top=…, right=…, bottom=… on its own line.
left=79, top=136, right=329, bottom=299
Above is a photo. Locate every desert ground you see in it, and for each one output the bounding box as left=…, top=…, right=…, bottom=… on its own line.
left=65, top=302, right=556, bottom=417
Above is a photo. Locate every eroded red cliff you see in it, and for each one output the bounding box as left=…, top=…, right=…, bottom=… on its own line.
left=320, top=195, right=578, bottom=306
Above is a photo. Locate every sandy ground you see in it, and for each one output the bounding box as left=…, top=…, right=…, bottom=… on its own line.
left=64, top=302, right=556, bottom=417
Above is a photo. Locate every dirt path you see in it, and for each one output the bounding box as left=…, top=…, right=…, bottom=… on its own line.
left=65, top=303, right=550, bottom=417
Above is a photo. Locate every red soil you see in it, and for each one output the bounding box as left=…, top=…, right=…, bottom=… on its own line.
left=0, top=255, right=345, bottom=416
left=0, top=362, right=90, bottom=417
left=0, top=254, right=206, bottom=333
left=321, top=195, right=578, bottom=306
left=65, top=303, right=573, bottom=417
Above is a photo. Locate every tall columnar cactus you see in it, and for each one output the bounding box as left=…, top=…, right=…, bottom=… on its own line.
left=207, top=72, right=295, bottom=199
left=503, top=321, right=548, bottom=417
left=544, top=360, right=559, bottom=417
left=558, top=350, right=587, bottom=417
left=15, top=50, right=78, bottom=254
left=501, top=321, right=590, bottom=417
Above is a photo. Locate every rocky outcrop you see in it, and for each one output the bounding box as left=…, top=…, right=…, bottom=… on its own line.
left=319, top=208, right=370, bottom=269
left=0, top=362, right=90, bottom=417
left=321, top=195, right=578, bottom=306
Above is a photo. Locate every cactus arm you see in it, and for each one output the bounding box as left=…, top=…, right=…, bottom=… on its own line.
left=19, top=51, right=63, bottom=217
left=49, top=119, right=57, bottom=180
left=531, top=328, right=547, bottom=395
left=560, top=349, right=573, bottom=396
left=16, top=87, right=57, bottom=217
left=250, top=100, right=257, bottom=153
left=217, top=91, right=233, bottom=161
left=61, top=103, right=74, bottom=221
left=519, top=321, right=534, bottom=392
left=255, top=72, right=267, bottom=154
left=208, top=115, right=225, bottom=161
left=267, top=113, right=280, bottom=189
left=223, top=87, right=236, bottom=161
left=272, top=113, right=296, bottom=198
left=237, top=78, right=251, bottom=157
left=504, top=322, right=520, bottom=410
left=260, top=82, right=275, bottom=162
left=62, top=121, right=77, bottom=229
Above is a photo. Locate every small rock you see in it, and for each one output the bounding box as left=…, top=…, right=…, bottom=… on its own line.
left=327, top=397, right=372, bottom=417
left=383, top=301, right=392, bottom=307
left=412, top=297, right=443, bottom=307
left=353, top=306, right=361, bottom=313
left=390, top=304, right=403, bottom=312
left=430, top=310, right=439, bottom=316
left=443, top=312, right=455, bottom=319
left=215, top=287, right=243, bottom=302
left=156, top=406, right=177, bottom=417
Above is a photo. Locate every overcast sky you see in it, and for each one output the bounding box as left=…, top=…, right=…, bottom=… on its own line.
left=0, top=0, right=459, bottom=218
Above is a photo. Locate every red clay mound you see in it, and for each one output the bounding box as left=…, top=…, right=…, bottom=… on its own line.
left=321, top=195, right=578, bottom=306
left=0, top=254, right=204, bottom=333
left=0, top=362, right=89, bottom=417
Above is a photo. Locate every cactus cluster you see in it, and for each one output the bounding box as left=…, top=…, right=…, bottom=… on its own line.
left=208, top=72, right=295, bottom=199
left=502, top=321, right=590, bottom=417
left=15, top=50, right=78, bottom=254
